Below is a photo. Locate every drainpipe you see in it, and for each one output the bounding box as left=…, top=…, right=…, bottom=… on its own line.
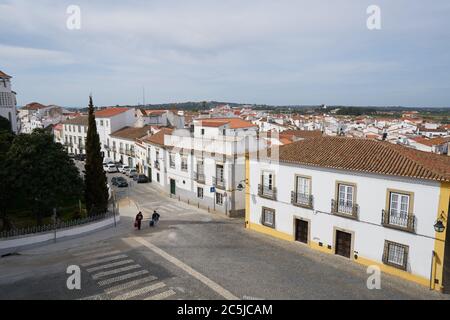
left=430, top=250, right=436, bottom=290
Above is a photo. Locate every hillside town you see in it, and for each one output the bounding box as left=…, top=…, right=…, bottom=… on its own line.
left=2, top=69, right=450, bottom=298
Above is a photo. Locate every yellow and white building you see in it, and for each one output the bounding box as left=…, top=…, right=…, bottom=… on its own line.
left=246, top=136, right=450, bottom=292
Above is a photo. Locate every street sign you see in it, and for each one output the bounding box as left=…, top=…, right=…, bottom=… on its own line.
left=210, top=187, right=215, bottom=193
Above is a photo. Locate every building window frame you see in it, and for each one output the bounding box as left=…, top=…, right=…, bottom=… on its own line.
left=382, top=240, right=409, bottom=271
left=197, top=187, right=204, bottom=199
left=216, top=192, right=224, bottom=206
left=261, top=207, right=276, bottom=228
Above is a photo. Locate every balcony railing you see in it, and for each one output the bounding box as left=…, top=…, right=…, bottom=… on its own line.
left=213, top=176, right=226, bottom=190
left=258, top=184, right=277, bottom=200
left=119, top=148, right=125, bottom=154
left=181, top=163, right=188, bottom=171
left=381, top=209, right=415, bottom=233
left=154, top=160, right=160, bottom=170
left=125, top=149, right=135, bottom=157
left=291, top=191, right=313, bottom=209
left=104, top=144, right=111, bottom=151
left=194, top=172, right=205, bottom=184
left=331, top=199, right=358, bottom=220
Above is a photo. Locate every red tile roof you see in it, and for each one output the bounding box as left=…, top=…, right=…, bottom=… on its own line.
left=411, top=136, right=450, bottom=147
left=95, top=107, right=130, bottom=118
left=0, top=71, right=11, bottom=79
left=279, top=130, right=323, bottom=140
left=274, top=137, right=450, bottom=182
left=110, top=125, right=154, bottom=140
left=142, top=128, right=173, bottom=146
left=22, top=102, right=47, bottom=110
left=197, top=118, right=257, bottom=129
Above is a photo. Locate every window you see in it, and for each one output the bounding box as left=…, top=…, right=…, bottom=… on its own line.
left=197, top=187, right=203, bottom=199
left=216, top=192, right=223, bottom=206
left=181, top=157, right=188, bottom=171
left=337, top=183, right=354, bottom=211
left=216, top=164, right=224, bottom=182
left=262, top=171, right=273, bottom=190
left=389, top=192, right=409, bottom=219
left=169, top=153, right=175, bottom=168
left=262, top=207, right=275, bottom=228
left=383, top=241, right=409, bottom=270
left=157, top=173, right=160, bottom=182
left=222, top=129, right=226, bottom=135
left=294, top=176, right=312, bottom=206
left=100, top=120, right=104, bottom=126
left=201, top=128, right=205, bottom=135
left=78, top=126, right=81, bottom=133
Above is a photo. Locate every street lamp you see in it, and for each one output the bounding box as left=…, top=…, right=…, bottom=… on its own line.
left=434, top=211, right=446, bottom=233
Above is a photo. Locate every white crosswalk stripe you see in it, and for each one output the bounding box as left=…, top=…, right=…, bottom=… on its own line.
left=86, top=259, right=134, bottom=273
left=92, top=264, right=141, bottom=280
left=112, top=282, right=166, bottom=300
left=104, top=275, right=158, bottom=295
left=97, top=269, right=150, bottom=286
left=144, top=289, right=176, bottom=300
left=81, top=254, right=128, bottom=267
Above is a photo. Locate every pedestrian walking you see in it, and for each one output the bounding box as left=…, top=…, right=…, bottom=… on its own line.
left=135, top=211, right=143, bottom=230
left=150, top=210, right=160, bottom=227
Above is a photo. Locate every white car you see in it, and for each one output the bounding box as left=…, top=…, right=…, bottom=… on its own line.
left=102, top=163, right=109, bottom=172
left=107, top=163, right=118, bottom=173
left=125, top=168, right=137, bottom=177
left=118, top=165, right=129, bottom=173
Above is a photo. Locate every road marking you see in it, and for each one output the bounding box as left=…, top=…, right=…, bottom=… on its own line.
left=97, top=270, right=150, bottom=286
left=113, top=282, right=166, bottom=300
left=71, top=246, right=113, bottom=256
left=81, top=250, right=122, bottom=260
left=81, top=254, right=128, bottom=267
left=104, top=275, right=158, bottom=294
left=133, top=237, right=238, bottom=300
left=92, top=264, right=141, bottom=280
left=144, top=289, right=176, bottom=300
left=86, top=259, right=134, bottom=273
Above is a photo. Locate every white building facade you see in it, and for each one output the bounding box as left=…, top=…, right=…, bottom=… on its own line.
left=247, top=137, right=450, bottom=291
left=0, top=71, right=18, bottom=133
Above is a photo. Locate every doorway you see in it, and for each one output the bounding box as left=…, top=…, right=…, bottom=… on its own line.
left=170, top=179, right=176, bottom=195
left=335, top=230, right=352, bottom=258
left=295, top=219, right=308, bottom=244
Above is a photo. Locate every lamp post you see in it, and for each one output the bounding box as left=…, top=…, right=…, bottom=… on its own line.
left=434, top=211, right=446, bottom=233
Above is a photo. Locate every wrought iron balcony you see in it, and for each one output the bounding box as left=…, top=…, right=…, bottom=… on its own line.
left=194, top=172, right=205, bottom=183
left=381, top=209, right=416, bottom=233
left=291, top=191, right=313, bottom=209
left=213, top=176, right=226, bottom=190
left=104, top=144, right=111, bottom=151
left=258, top=184, right=277, bottom=200
left=331, top=199, right=358, bottom=220
left=154, top=160, right=160, bottom=170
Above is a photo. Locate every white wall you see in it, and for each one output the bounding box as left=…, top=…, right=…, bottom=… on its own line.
left=249, top=158, right=441, bottom=279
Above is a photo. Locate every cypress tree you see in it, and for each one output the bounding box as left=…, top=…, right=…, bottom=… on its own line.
left=84, top=95, right=108, bottom=215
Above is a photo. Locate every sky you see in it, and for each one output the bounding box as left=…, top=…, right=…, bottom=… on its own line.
left=1, top=0, right=450, bottom=108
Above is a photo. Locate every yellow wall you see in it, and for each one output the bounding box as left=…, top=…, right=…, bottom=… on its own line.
left=432, top=182, right=450, bottom=291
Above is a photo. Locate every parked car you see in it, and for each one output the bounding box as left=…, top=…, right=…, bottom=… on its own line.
left=118, top=165, right=129, bottom=173
left=112, top=176, right=128, bottom=187
left=116, top=177, right=128, bottom=188
left=126, top=168, right=137, bottom=178
left=74, top=154, right=86, bottom=161
left=107, top=163, right=118, bottom=173
left=102, top=163, right=109, bottom=172
left=136, top=174, right=149, bottom=183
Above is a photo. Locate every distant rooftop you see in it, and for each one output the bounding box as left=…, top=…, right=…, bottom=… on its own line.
left=95, top=107, right=130, bottom=118
left=110, top=125, right=154, bottom=141
left=0, top=71, right=11, bottom=79
left=196, top=118, right=257, bottom=129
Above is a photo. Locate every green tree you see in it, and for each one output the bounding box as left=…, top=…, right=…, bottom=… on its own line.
left=6, top=129, right=83, bottom=225
left=84, top=96, right=108, bottom=216
left=0, top=116, right=12, bottom=133
left=0, top=117, right=15, bottom=230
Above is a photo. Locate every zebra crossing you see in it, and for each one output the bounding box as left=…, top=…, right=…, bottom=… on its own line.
left=70, top=243, right=177, bottom=300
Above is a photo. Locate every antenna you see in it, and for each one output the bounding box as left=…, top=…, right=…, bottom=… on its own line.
left=142, top=87, right=146, bottom=107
